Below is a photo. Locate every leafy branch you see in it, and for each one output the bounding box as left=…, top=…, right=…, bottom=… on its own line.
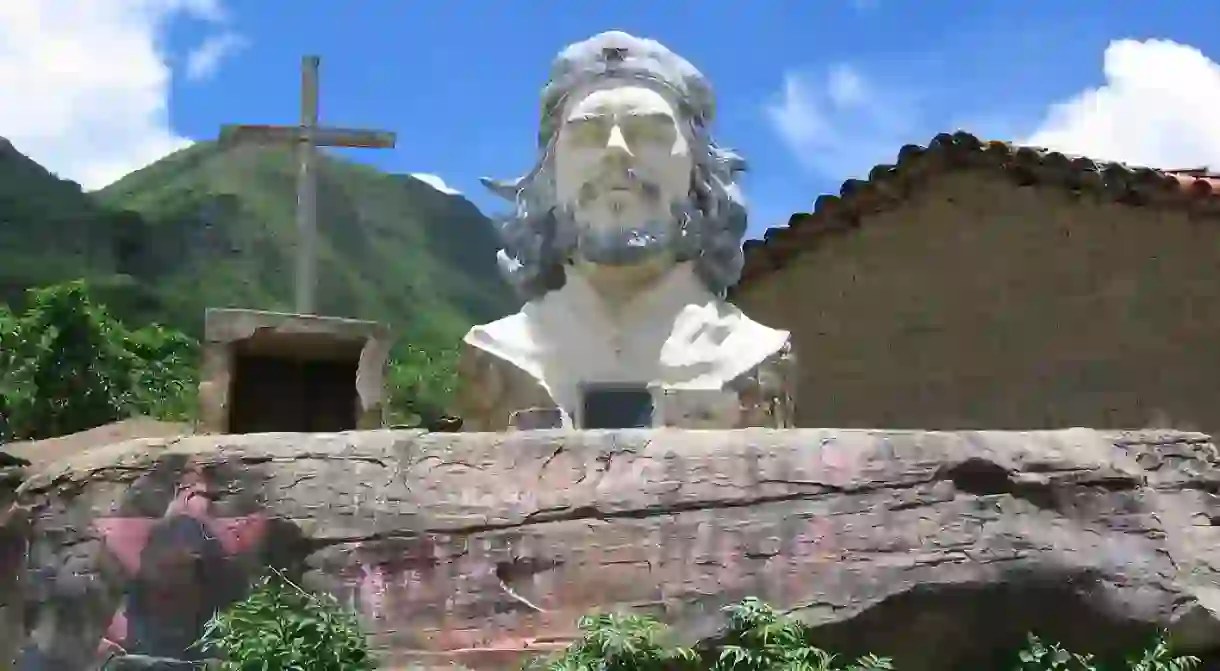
left=194, top=567, right=374, bottom=671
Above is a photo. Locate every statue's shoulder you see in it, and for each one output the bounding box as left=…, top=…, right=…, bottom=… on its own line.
left=736, top=308, right=791, bottom=344
left=709, top=296, right=792, bottom=354
left=462, top=310, right=540, bottom=370
left=722, top=311, right=798, bottom=428
left=457, top=314, right=554, bottom=432
left=460, top=308, right=550, bottom=391
left=463, top=311, right=530, bottom=349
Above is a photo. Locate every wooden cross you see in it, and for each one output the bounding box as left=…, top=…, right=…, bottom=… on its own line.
left=218, top=55, right=397, bottom=315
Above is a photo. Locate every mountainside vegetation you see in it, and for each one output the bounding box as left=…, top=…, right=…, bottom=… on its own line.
left=92, top=140, right=513, bottom=339
left=0, top=137, right=518, bottom=436
left=0, top=139, right=118, bottom=304
left=0, top=282, right=195, bottom=442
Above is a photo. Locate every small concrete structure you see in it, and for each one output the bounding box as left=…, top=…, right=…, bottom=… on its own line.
left=197, top=309, right=391, bottom=434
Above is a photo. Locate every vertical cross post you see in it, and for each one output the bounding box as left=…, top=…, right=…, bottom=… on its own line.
left=217, top=55, right=397, bottom=316
left=296, top=56, right=320, bottom=314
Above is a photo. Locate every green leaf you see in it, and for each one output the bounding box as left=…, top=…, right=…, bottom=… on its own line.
left=193, top=567, right=373, bottom=670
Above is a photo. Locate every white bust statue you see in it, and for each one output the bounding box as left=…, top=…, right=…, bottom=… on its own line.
left=458, top=30, right=795, bottom=431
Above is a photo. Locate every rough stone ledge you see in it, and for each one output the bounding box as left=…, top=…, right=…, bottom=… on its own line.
left=8, top=427, right=1220, bottom=670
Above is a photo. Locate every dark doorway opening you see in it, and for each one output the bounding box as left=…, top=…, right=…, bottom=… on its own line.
left=228, top=353, right=359, bottom=434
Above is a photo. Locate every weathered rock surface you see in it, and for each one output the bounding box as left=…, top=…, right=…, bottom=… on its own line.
left=5, top=428, right=1220, bottom=669
left=1, top=455, right=30, bottom=668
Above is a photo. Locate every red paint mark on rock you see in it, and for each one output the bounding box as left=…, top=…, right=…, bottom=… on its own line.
left=95, top=469, right=266, bottom=573
left=91, top=466, right=268, bottom=659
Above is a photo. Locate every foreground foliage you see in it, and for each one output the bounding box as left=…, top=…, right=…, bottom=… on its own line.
left=194, top=574, right=1202, bottom=671
left=1014, top=632, right=1200, bottom=671
left=385, top=340, right=460, bottom=429
left=534, top=597, right=1200, bottom=671
left=532, top=598, right=891, bottom=671
left=195, top=569, right=374, bottom=671
left=0, top=282, right=197, bottom=441
left=0, top=281, right=466, bottom=443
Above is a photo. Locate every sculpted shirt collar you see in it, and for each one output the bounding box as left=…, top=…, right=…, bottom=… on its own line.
left=545, top=261, right=709, bottom=337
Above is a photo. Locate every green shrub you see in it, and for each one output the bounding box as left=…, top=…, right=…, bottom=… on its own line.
left=195, top=569, right=374, bottom=671
left=530, top=611, right=697, bottom=671
left=122, top=321, right=198, bottom=422
left=385, top=340, right=459, bottom=428
left=0, top=282, right=133, bottom=439
left=0, top=281, right=198, bottom=441
left=712, top=598, right=891, bottom=671
left=0, top=303, right=18, bottom=441
left=0, top=280, right=462, bottom=441
left=1014, top=632, right=1201, bottom=671
left=533, top=597, right=1200, bottom=671
left=533, top=598, right=890, bottom=671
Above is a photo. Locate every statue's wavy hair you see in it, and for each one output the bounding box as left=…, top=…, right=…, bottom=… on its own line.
left=482, top=73, right=749, bottom=302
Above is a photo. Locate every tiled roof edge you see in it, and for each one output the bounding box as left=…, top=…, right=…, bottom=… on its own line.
left=735, top=131, right=1220, bottom=289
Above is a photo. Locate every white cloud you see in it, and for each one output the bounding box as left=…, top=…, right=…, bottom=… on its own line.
left=767, top=39, right=1220, bottom=183
left=411, top=172, right=463, bottom=196
left=0, top=0, right=241, bottom=190
left=765, top=64, right=922, bottom=179
left=1023, top=39, right=1220, bottom=170
left=185, top=31, right=247, bottom=81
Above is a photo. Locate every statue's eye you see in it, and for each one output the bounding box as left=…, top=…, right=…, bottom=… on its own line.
left=564, top=118, right=608, bottom=145
left=621, top=117, right=675, bottom=145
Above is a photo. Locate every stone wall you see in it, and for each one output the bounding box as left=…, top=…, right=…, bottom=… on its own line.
left=4, top=428, right=1220, bottom=669
left=732, top=172, right=1220, bottom=431
left=0, top=458, right=29, bottom=666
left=198, top=309, right=391, bottom=434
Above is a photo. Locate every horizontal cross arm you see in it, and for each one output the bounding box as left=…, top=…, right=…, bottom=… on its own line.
left=314, top=126, right=397, bottom=148
left=218, top=124, right=397, bottom=149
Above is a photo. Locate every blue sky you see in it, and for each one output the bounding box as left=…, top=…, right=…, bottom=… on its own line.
left=5, top=2, right=1220, bottom=239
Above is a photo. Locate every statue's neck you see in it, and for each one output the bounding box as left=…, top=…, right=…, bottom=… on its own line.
left=569, top=258, right=675, bottom=316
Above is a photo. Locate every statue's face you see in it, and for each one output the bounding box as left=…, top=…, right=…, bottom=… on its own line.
left=553, top=83, right=693, bottom=266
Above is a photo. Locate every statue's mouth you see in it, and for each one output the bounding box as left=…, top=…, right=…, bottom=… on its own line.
left=595, top=181, right=638, bottom=195
left=590, top=183, right=660, bottom=203
left=579, top=170, right=660, bottom=204
left=577, top=187, right=642, bottom=212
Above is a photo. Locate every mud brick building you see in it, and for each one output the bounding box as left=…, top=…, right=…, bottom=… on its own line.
left=731, top=131, right=1220, bottom=431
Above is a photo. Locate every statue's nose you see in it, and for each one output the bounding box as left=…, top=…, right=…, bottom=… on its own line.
left=604, top=124, right=632, bottom=158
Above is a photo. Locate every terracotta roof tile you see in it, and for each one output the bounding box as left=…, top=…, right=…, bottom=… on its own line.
left=736, top=131, right=1220, bottom=288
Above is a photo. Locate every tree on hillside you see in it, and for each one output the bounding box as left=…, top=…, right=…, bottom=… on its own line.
left=0, top=280, right=463, bottom=441
left=0, top=303, right=17, bottom=441
left=0, top=282, right=129, bottom=439
left=385, top=340, right=461, bottom=429
left=0, top=282, right=198, bottom=441
left=122, top=322, right=199, bottom=423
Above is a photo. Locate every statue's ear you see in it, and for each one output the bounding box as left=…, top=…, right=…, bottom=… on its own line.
left=720, top=148, right=747, bottom=174
left=480, top=177, right=522, bottom=202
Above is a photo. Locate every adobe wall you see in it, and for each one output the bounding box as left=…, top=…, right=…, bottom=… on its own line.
left=733, top=173, right=1220, bottom=431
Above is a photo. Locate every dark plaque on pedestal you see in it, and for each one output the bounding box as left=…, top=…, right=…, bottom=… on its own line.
left=510, top=407, right=565, bottom=431
left=580, top=383, right=654, bottom=429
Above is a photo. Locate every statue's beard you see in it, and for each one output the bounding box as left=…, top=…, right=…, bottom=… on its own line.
left=554, top=197, right=698, bottom=267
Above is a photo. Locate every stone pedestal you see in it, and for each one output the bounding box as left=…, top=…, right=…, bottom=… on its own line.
left=197, top=309, right=391, bottom=435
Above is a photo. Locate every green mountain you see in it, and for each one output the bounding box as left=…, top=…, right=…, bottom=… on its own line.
left=0, top=139, right=117, bottom=296
left=0, top=138, right=517, bottom=345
